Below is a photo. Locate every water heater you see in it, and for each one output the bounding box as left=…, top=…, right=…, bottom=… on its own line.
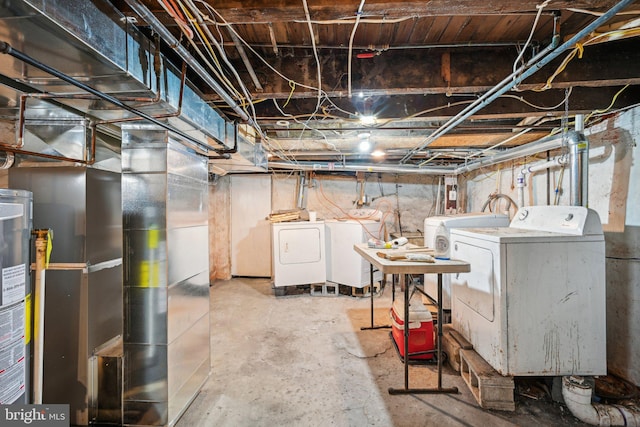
left=0, top=189, right=32, bottom=404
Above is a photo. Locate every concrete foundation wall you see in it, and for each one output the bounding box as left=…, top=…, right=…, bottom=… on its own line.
left=271, top=173, right=440, bottom=239
left=209, top=175, right=231, bottom=280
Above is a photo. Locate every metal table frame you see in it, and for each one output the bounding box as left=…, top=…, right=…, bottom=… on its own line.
left=353, top=243, right=470, bottom=395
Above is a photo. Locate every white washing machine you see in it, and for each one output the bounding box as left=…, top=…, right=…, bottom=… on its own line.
left=272, top=221, right=326, bottom=288
left=450, top=205, right=606, bottom=376
left=325, top=219, right=382, bottom=288
left=423, top=213, right=509, bottom=310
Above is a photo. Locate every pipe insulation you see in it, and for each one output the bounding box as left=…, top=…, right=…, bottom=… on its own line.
left=562, top=376, right=640, bottom=426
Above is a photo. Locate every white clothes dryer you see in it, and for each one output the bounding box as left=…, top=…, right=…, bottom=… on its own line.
left=450, top=205, right=606, bottom=376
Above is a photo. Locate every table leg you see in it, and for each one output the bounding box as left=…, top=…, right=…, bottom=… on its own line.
left=403, top=274, right=410, bottom=388
left=361, top=263, right=391, bottom=330
left=389, top=273, right=458, bottom=395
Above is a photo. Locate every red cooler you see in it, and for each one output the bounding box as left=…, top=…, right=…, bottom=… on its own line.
left=390, top=298, right=435, bottom=360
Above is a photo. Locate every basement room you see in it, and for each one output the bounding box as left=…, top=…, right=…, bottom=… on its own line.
left=0, top=0, right=639, bottom=426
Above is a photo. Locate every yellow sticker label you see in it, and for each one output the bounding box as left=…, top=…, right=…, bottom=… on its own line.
left=148, top=229, right=159, bottom=249
left=25, top=293, right=31, bottom=345
left=138, top=261, right=160, bottom=287
left=46, top=230, right=53, bottom=268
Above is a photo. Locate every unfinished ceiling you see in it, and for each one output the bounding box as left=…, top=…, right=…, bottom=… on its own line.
left=1, top=0, right=640, bottom=174
left=110, top=0, right=640, bottom=172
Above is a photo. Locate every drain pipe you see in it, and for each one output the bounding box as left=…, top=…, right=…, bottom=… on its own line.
left=570, top=114, right=589, bottom=207
left=517, top=155, right=568, bottom=207
left=562, top=376, right=640, bottom=426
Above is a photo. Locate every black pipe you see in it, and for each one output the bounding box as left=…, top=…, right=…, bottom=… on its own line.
left=0, top=41, right=231, bottom=155
left=207, top=122, right=238, bottom=158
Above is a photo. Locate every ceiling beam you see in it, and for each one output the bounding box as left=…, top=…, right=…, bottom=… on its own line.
left=204, top=1, right=619, bottom=22
left=209, top=39, right=640, bottom=99
left=219, top=85, right=640, bottom=121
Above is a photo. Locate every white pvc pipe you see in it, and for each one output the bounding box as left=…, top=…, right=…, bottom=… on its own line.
left=517, top=156, right=567, bottom=208
left=562, top=376, right=640, bottom=426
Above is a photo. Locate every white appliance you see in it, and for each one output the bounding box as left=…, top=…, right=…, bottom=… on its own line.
left=423, top=213, right=509, bottom=310
left=450, top=205, right=606, bottom=376
left=272, top=221, right=326, bottom=289
left=325, top=219, right=382, bottom=288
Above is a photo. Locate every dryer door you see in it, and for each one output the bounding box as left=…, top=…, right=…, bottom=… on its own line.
left=278, top=227, right=323, bottom=264
left=450, top=241, right=496, bottom=322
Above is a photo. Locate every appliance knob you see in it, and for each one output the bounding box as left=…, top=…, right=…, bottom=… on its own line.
left=518, top=209, right=529, bottom=220
left=565, top=213, right=574, bottom=221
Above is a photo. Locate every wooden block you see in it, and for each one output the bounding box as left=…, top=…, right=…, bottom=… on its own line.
left=449, top=329, right=473, bottom=350
left=441, top=330, right=461, bottom=372
left=460, top=348, right=515, bottom=411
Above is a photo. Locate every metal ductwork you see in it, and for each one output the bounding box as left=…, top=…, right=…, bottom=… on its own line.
left=0, top=0, right=233, bottom=152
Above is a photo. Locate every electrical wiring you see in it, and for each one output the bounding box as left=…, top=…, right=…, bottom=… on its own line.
left=181, top=0, right=258, bottom=124
left=584, top=84, right=630, bottom=124
left=567, top=8, right=640, bottom=16
left=348, top=0, right=366, bottom=99
left=169, top=2, right=248, bottom=109
left=199, top=1, right=360, bottom=126
left=503, top=86, right=573, bottom=111
left=535, top=27, right=640, bottom=92
left=180, top=0, right=258, bottom=124
left=301, top=0, right=324, bottom=123
left=315, top=176, right=393, bottom=239
left=158, top=0, right=194, bottom=39
left=513, top=0, right=550, bottom=75
left=270, top=98, right=339, bottom=152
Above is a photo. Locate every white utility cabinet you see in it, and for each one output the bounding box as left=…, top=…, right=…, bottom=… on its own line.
left=325, top=219, right=382, bottom=288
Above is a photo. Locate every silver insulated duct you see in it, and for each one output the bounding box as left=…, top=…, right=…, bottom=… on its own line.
left=0, top=0, right=231, bottom=150
left=121, top=124, right=210, bottom=427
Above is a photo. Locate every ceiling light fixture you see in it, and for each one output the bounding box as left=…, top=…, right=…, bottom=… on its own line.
left=359, top=115, right=376, bottom=125
left=358, top=139, right=371, bottom=152
left=371, top=149, right=386, bottom=158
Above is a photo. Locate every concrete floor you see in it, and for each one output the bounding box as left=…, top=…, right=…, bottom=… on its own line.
left=175, top=278, right=587, bottom=427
